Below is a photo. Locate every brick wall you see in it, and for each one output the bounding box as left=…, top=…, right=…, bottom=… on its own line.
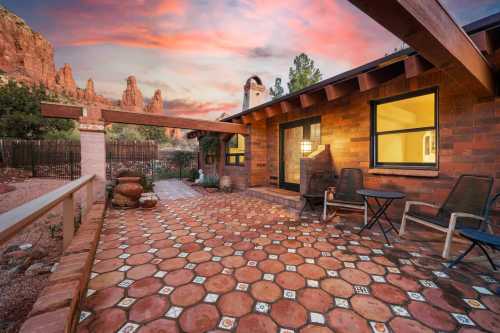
left=201, top=69, right=499, bottom=217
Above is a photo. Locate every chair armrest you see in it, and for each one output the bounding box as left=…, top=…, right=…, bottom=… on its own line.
left=404, top=201, right=439, bottom=213
left=450, top=212, right=485, bottom=222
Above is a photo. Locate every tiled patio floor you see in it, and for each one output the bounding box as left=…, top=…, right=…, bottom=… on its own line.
left=78, top=192, right=500, bottom=333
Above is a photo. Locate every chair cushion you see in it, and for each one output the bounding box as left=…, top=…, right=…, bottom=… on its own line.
left=459, top=228, right=500, bottom=248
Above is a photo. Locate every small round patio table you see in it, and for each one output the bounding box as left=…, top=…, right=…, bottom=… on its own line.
left=356, top=189, right=406, bottom=245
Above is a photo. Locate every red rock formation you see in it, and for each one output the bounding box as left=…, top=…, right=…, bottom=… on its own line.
left=55, top=63, right=77, bottom=96
left=146, top=89, right=163, bottom=114
left=0, top=5, right=56, bottom=88
left=121, top=75, right=144, bottom=111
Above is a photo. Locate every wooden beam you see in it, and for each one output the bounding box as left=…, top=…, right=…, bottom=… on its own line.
left=41, top=102, right=83, bottom=120
left=299, top=93, right=316, bottom=109
left=102, top=109, right=248, bottom=134
left=471, top=31, right=494, bottom=56
left=280, top=101, right=293, bottom=113
left=252, top=110, right=266, bottom=122
left=324, top=79, right=359, bottom=101
left=264, top=106, right=281, bottom=118
left=348, top=0, right=495, bottom=97
left=242, top=114, right=253, bottom=125
left=357, top=62, right=405, bottom=92
left=404, top=55, right=434, bottom=79
left=231, top=117, right=243, bottom=124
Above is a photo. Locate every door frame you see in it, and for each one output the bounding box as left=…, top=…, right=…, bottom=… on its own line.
left=279, top=116, right=321, bottom=191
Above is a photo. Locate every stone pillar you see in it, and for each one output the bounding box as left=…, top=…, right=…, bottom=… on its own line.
left=79, top=121, right=106, bottom=200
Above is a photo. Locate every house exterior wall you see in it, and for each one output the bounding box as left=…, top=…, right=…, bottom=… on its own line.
left=199, top=68, right=499, bottom=216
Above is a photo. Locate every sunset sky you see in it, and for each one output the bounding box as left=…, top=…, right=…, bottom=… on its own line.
left=3, top=0, right=499, bottom=119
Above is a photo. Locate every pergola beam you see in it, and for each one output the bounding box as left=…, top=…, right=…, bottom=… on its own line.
left=348, top=0, right=495, bottom=97
left=101, top=109, right=248, bottom=134
left=41, top=102, right=83, bottom=120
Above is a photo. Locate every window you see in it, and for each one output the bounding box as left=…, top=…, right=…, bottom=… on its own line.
left=372, top=89, right=437, bottom=168
left=225, top=134, right=245, bottom=166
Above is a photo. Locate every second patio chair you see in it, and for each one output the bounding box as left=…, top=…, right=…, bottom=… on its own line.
left=322, top=168, right=367, bottom=224
left=399, top=174, right=493, bottom=259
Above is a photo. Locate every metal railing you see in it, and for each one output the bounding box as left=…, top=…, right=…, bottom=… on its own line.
left=0, top=174, right=96, bottom=248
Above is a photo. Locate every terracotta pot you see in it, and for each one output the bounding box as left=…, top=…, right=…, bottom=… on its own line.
left=219, top=176, right=232, bottom=192
left=112, top=192, right=139, bottom=208
left=117, top=176, right=141, bottom=184
left=115, top=178, right=143, bottom=199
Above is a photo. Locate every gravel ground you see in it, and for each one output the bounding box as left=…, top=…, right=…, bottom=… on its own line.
left=0, top=178, right=70, bottom=333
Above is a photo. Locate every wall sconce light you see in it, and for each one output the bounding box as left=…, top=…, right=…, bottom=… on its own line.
left=301, top=140, right=312, bottom=155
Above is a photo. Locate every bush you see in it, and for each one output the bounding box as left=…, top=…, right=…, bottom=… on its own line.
left=189, top=168, right=199, bottom=182
left=0, top=80, right=75, bottom=139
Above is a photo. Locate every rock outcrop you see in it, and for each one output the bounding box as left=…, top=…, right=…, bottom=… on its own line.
left=121, top=75, right=144, bottom=111
left=146, top=89, right=163, bottom=114
left=55, top=63, right=76, bottom=96
left=0, top=5, right=56, bottom=88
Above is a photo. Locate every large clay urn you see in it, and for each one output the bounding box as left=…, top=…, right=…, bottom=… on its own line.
left=115, top=177, right=143, bottom=199
left=112, top=176, right=144, bottom=208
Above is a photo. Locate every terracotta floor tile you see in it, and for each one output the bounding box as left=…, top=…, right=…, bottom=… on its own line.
left=235, top=266, right=262, bottom=283
left=371, top=283, right=407, bottom=305
left=205, top=274, right=236, bottom=293
left=127, top=264, right=157, bottom=280
left=84, top=287, right=124, bottom=311
left=236, top=313, right=277, bottom=333
left=88, top=271, right=124, bottom=290
left=79, top=190, right=500, bottom=333
left=179, top=303, right=220, bottom=332
left=128, top=277, right=163, bottom=298
left=218, top=291, right=254, bottom=317
left=250, top=281, right=282, bottom=302
left=93, top=258, right=124, bottom=274
left=326, top=308, right=371, bottom=333
left=408, top=301, right=457, bottom=331
left=137, top=319, right=179, bottom=333
left=276, top=271, right=306, bottom=290
left=170, top=283, right=205, bottom=306
left=389, top=317, right=434, bottom=333
left=321, top=278, right=354, bottom=298
left=351, top=295, right=392, bottom=321
left=194, top=262, right=223, bottom=277
left=271, top=299, right=308, bottom=328
left=129, top=295, right=169, bottom=322
left=88, top=308, right=126, bottom=333
left=298, top=288, right=333, bottom=312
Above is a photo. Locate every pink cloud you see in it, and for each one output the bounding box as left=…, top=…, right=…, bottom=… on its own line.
left=168, top=99, right=239, bottom=118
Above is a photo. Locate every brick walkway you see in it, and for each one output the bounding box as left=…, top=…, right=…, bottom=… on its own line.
left=78, top=193, right=500, bottom=333
left=154, top=179, right=201, bottom=201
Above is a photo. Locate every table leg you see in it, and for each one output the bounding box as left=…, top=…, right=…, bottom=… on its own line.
left=374, top=197, right=399, bottom=233
left=358, top=198, right=394, bottom=245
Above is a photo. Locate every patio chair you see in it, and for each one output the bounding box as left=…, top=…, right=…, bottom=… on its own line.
left=300, top=171, right=336, bottom=217
left=448, top=192, right=500, bottom=271
left=322, top=168, right=367, bottom=224
left=399, top=174, right=494, bottom=259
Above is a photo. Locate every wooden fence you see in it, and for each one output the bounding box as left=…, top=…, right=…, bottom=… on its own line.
left=0, top=139, right=198, bottom=180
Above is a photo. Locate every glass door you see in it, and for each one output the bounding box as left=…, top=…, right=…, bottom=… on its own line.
left=279, top=117, right=321, bottom=191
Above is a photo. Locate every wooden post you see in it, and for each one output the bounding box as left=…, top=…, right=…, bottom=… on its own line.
left=86, top=179, right=94, bottom=215
left=63, top=193, right=75, bottom=249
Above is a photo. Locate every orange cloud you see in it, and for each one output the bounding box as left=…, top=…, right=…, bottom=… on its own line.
left=168, top=99, right=239, bottom=118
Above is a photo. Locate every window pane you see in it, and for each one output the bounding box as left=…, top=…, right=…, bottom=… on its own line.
left=377, top=130, right=436, bottom=164
left=240, top=156, right=245, bottom=164
left=228, top=156, right=236, bottom=164
left=376, top=93, right=435, bottom=132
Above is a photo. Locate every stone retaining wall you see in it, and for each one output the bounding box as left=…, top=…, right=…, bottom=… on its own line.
left=19, top=201, right=106, bottom=333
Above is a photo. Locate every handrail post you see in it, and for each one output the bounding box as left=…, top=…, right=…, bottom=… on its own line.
left=86, top=178, right=94, bottom=214
left=63, top=193, right=75, bottom=249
